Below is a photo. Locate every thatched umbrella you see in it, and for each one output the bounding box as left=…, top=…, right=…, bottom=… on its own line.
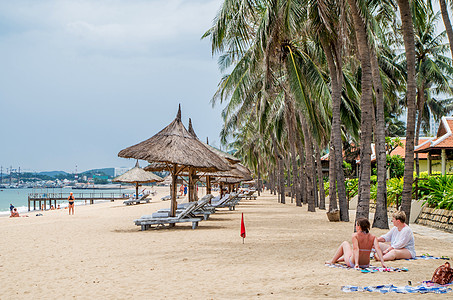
left=118, top=105, right=230, bottom=217
left=186, top=118, right=241, bottom=195
left=113, top=161, right=163, bottom=199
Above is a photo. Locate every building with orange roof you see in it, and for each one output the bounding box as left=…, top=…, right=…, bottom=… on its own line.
left=415, top=116, right=453, bottom=175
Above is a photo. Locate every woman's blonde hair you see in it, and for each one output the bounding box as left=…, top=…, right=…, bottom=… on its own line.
left=392, top=211, right=406, bottom=223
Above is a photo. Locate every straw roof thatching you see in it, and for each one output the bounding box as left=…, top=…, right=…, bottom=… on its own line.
left=113, top=161, right=163, bottom=184
left=187, top=119, right=240, bottom=164
left=212, top=163, right=253, bottom=182
left=118, top=106, right=231, bottom=173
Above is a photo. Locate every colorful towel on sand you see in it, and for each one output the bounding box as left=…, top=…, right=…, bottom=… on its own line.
left=407, top=254, right=450, bottom=260
left=325, top=263, right=408, bottom=273
left=342, top=281, right=452, bottom=294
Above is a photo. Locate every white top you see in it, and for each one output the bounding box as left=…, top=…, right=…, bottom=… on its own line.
left=380, top=225, right=416, bottom=258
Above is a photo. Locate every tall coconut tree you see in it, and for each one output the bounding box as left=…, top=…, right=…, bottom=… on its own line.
left=409, top=7, right=453, bottom=175
left=398, top=0, right=417, bottom=223
left=439, top=0, right=453, bottom=59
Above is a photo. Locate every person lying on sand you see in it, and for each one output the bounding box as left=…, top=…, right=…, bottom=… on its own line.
left=326, top=218, right=386, bottom=269
left=374, top=211, right=415, bottom=261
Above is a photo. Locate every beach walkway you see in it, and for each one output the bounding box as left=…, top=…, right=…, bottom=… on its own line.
left=27, top=192, right=127, bottom=211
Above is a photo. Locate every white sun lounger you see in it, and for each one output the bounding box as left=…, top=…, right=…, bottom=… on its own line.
left=134, top=202, right=202, bottom=230
left=123, top=193, right=151, bottom=205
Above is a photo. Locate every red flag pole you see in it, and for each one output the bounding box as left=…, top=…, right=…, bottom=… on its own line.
left=240, top=213, right=246, bottom=244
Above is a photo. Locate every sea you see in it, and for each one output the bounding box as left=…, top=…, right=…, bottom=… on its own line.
left=0, top=187, right=134, bottom=217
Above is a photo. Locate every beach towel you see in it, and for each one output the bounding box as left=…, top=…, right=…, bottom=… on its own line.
left=407, top=254, right=450, bottom=260
left=325, top=263, right=408, bottom=273
left=341, top=281, right=452, bottom=294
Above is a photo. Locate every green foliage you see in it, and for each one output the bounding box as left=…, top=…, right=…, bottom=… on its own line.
left=93, top=178, right=109, bottom=184
left=346, top=178, right=359, bottom=199
left=387, top=155, right=405, bottom=178
left=419, top=175, right=453, bottom=210
left=387, top=177, right=404, bottom=207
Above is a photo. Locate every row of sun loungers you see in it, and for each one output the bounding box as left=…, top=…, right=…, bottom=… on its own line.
left=123, top=193, right=151, bottom=205
left=133, top=190, right=256, bottom=230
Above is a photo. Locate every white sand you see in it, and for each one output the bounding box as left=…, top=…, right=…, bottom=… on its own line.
left=0, top=186, right=451, bottom=299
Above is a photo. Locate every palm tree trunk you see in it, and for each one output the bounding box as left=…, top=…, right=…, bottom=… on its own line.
left=296, top=134, right=307, bottom=205
left=440, top=0, right=453, bottom=59
left=285, top=94, right=302, bottom=206
left=370, top=38, right=389, bottom=229
left=279, top=155, right=285, bottom=204
left=328, top=142, right=338, bottom=211
left=415, top=82, right=425, bottom=177
left=399, top=0, right=417, bottom=224
left=301, top=116, right=315, bottom=211
left=316, top=142, right=326, bottom=210
left=347, top=0, right=373, bottom=221
left=257, top=155, right=261, bottom=196
left=321, top=39, right=345, bottom=215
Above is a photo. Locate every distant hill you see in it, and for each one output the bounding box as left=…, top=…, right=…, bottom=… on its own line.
left=82, top=168, right=115, bottom=177
left=38, top=171, right=69, bottom=177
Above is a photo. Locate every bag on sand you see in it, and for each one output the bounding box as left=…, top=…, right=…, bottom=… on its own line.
left=431, top=262, right=453, bottom=285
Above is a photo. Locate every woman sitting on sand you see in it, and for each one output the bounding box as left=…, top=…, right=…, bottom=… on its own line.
left=10, top=208, right=20, bottom=217
left=10, top=208, right=28, bottom=218
left=326, top=218, right=386, bottom=269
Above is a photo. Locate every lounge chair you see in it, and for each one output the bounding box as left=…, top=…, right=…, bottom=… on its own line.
left=156, top=194, right=215, bottom=220
left=123, top=193, right=151, bottom=205
left=240, top=189, right=257, bottom=200
left=134, top=202, right=202, bottom=230
left=208, top=193, right=239, bottom=211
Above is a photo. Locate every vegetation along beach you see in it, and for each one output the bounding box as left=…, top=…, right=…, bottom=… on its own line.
left=2, top=0, right=453, bottom=298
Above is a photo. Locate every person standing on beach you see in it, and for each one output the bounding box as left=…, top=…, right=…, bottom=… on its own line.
left=10, top=203, right=14, bottom=212
left=68, top=192, right=75, bottom=215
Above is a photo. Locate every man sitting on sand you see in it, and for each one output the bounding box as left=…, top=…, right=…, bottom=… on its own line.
left=375, top=211, right=415, bottom=261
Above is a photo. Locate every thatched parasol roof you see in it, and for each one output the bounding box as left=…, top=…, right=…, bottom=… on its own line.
left=118, top=106, right=231, bottom=173
left=212, top=163, right=253, bottom=182
left=187, top=119, right=240, bottom=164
left=113, top=161, right=163, bottom=183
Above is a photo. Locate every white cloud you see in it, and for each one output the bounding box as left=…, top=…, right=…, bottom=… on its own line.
left=0, top=0, right=221, bottom=55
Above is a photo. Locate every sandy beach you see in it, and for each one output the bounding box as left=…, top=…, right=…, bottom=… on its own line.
left=1, top=186, right=452, bottom=299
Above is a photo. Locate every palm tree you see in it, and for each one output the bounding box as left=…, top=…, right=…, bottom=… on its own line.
left=346, top=0, right=374, bottom=221
left=410, top=7, right=453, bottom=176
left=439, top=0, right=453, bottom=59
left=311, top=0, right=350, bottom=220
left=398, top=0, right=417, bottom=224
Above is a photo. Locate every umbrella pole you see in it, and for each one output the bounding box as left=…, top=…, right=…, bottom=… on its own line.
left=206, top=176, right=211, bottom=195
left=170, top=164, right=177, bottom=221
left=188, top=168, right=194, bottom=202
left=136, top=182, right=139, bottom=200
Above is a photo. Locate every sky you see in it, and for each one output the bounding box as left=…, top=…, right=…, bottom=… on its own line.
left=0, top=0, right=226, bottom=173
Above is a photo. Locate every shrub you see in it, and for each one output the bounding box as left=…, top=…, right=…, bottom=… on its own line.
left=420, top=175, right=453, bottom=210
left=387, top=155, right=405, bottom=178
left=386, top=177, right=404, bottom=207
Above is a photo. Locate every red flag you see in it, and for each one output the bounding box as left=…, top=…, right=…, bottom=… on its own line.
left=240, top=213, right=246, bottom=239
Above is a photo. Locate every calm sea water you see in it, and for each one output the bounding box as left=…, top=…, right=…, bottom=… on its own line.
left=0, top=187, right=134, bottom=217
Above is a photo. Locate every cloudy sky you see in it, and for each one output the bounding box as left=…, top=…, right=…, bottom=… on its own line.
left=0, top=0, right=227, bottom=173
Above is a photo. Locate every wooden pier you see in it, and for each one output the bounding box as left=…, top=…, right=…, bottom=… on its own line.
left=28, top=192, right=128, bottom=211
